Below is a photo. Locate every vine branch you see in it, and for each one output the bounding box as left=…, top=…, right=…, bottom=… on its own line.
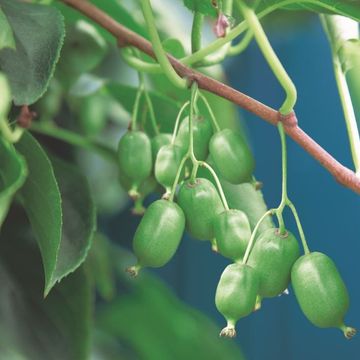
left=60, top=0, right=360, bottom=195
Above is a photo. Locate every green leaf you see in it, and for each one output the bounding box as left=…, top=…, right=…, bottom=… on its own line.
left=0, top=137, right=27, bottom=228
left=162, top=38, right=186, bottom=58
left=0, top=71, right=11, bottom=116
left=0, top=7, right=15, bottom=50
left=15, top=132, right=62, bottom=293
left=0, top=0, right=65, bottom=105
left=257, top=0, right=360, bottom=21
left=50, top=155, right=96, bottom=282
left=183, top=0, right=222, bottom=17
left=55, top=0, right=147, bottom=43
left=0, top=223, right=91, bottom=360
left=15, top=132, right=96, bottom=295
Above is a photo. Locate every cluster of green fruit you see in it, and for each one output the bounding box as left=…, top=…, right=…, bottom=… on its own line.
left=117, top=88, right=355, bottom=339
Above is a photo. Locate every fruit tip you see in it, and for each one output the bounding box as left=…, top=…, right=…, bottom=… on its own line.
left=340, top=325, right=356, bottom=339
left=125, top=264, right=141, bottom=277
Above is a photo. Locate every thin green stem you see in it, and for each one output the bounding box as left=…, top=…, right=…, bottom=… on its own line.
left=333, top=59, right=360, bottom=175
left=275, top=122, right=288, bottom=234
left=30, top=122, right=117, bottom=163
left=287, top=201, right=310, bottom=254
left=122, top=0, right=324, bottom=73
left=137, top=70, right=159, bottom=135
left=171, top=101, right=190, bottom=144
left=169, top=154, right=189, bottom=202
left=143, top=90, right=159, bottom=135
left=191, top=12, right=204, bottom=54
left=243, top=209, right=275, bottom=264
left=0, top=120, right=24, bottom=143
left=274, top=121, right=310, bottom=253
left=198, top=93, right=221, bottom=132
left=131, top=85, right=144, bottom=131
left=237, top=1, right=297, bottom=115
left=140, top=0, right=187, bottom=88
left=320, top=15, right=360, bottom=175
left=189, top=82, right=199, bottom=168
left=227, top=29, right=253, bottom=56
left=121, top=47, right=163, bottom=73
left=198, top=161, right=229, bottom=211
left=195, top=0, right=234, bottom=66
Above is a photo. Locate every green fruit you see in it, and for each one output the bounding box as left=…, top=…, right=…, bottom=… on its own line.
left=221, top=181, right=274, bottom=232
left=155, top=144, right=184, bottom=193
left=215, top=263, right=259, bottom=337
left=209, top=129, right=255, bottom=184
left=117, top=130, right=152, bottom=197
left=197, top=155, right=273, bottom=232
left=291, top=252, right=356, bottom=339
left=247, top=228, right=300, bottom=300
left=78, top=93, right=109, bottom=136
left=214, top=209, right=251, bottom=262
left=177, top=178, right=224, bottom=240
left=128, top=199, right=185, bottom=274
left=151, top=133, right=172, bottom=161
left=175, top=115, right=213, bottom=160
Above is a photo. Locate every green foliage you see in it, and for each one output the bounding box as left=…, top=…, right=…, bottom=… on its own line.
left=0, top=137, right=27, bottom=228
left=15, top=132, right=95, bottom=295
left=15, top=132, right=62, bottom=294
left=183, top=0, right=223, bottom=17
left=55, top=0, right=147, bottom=43
left=0, top=7, right=15, bottom=50
left=258, top=0, right=360, bottom=21
left=0, top=0, right=64, bottom=105
left=0, top=221, right=91, bottom=360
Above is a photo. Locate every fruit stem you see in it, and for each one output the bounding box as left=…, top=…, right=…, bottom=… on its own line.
left=275, top=121, right=288, bottom=235
left=236, top=0, right=297, bottom=115
left=169, top=154, right=189, bottom=202
left=189, top=82, right=199, bottom=182
left=191, top=11, right=204, bottom=54
left=171, top=101, right=190, bottom=144
left=242, top=209, right=275, bottom=264
left=198, top=161, right=229, bottom=211
left=131, top=83, right=144, bottom=131
left=138, top=71, right=160, bottom=135
left=132, top=197, right=146, bottom=216
left=140, top=0, right=187, bottom=88
left=198, top=92, right=221, bottom=132
left=143, top=90, right=159, bottom=135
left=287, top=200, right=310, bottom=254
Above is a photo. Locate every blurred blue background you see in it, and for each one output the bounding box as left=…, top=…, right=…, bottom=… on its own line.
left=104, top=14, right=360, bottom=360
